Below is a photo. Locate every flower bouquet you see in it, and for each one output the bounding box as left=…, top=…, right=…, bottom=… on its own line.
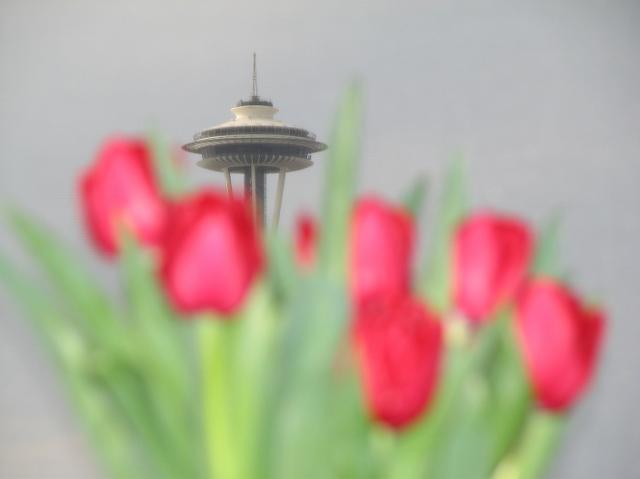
left=0, top=85, right=605, bottom=479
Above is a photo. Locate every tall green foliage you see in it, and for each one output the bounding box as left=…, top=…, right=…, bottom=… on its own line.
left=0, top=86, right=570, bottom=479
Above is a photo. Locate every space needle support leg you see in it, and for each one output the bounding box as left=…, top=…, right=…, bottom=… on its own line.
left=251, top=162, right=258, bottom=227
left=224, top=168, right=233, bottom=198
left=272, top=168, right=286, bottom=229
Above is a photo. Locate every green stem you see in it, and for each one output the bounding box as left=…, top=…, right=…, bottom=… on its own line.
left=64, top=347, right=140, bottom=479
left=234, top=285, right=277, bottom=479
left=199, top=319, right=239, bottom=479
left=488, top=315, right=532, bottom=470
left=517, top=412, right=564, bottom=479
left=387, top=346, right=470, bottom=479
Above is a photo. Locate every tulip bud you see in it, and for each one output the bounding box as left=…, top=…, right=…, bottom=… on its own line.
left=351, top=197, right=414, bottom=304
left=354, top=295, right=443, bottom=429
left=79, top=137, right=168, bottom=256
left=454, top=213, right=533, bottom=322
left=515, top=279, right=605, bottom=411
left=295, top=214, right=317, bottom=269
left=160, top=190, right=263, bottom=315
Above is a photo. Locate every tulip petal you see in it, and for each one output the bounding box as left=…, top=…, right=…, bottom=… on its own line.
left=516, top=280, right=605, bottom=411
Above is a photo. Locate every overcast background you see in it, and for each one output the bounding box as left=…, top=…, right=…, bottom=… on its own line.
left=1, top=0, right=639, bottom=477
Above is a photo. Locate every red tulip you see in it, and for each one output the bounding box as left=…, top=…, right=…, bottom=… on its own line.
left=351, top=197, right=414, bottom=303
left=515, top=279, right=605, bottom=411
left=295, top=214, right=317, bottom=268
left=79, top=137, right=168, bottom=256
left=160, top=190, right=263, bottom=315
left=454, top=213, right=533, bottom=322
left=354, top=295, right=443, bottom=429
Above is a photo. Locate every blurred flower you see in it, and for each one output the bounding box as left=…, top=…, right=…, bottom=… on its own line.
left=295, top=214, right=317, bottom=269
left=515, top=279, right=605, bottom=411
left=160, top=190, right=262, bottom=315
left=454, top=213, right=533, bottom=322
left=350, top=197, right=414, bottom=304
left=79, top=137, right=168, bottom=256
left=354, top=295, right=443, bottom=429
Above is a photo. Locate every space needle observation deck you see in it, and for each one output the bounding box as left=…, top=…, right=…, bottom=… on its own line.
left=183, top=54, right=327, bottom=228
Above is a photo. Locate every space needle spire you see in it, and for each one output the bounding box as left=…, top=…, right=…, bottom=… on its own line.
left=183, top=56, right=327, bottom=228
left=252, top=52, right=258, bottom=99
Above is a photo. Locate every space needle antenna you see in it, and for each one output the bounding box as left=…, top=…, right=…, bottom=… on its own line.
left=252, top=52, right=258, bottom=98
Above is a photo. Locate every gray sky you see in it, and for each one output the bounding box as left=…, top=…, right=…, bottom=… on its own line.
left=1, top=0, right=640, bottom=477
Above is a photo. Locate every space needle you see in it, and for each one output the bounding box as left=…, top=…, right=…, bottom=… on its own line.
left=183, top=54, right=327, bottom=228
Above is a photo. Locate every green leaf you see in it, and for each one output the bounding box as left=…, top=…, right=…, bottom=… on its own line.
left=264, top=231, right=298, bottom=304
left=319, top=82, right=364, bottom=282
left=486, top=316, right=532, bottom=470
left=270, top=275, right=354, bottom=479
left=147, top=130, right=188, bottom=198
left=267, top=88, right=366, bottom=479
left=533, top=213, right=562, bottom=277
left=5, top=208, right=121, bottom=345
left=118, top=232, right=197, bottom=478
left=4, top=210, right=198, bottom=478
left=420, top=158, right=468, bottom=313
left=0, top=250, right=140, bottom=479
left=515, top=412, right=565, bottom=479
left=402, top=176, right=428, bottom=219
left=0, top=248, right=69, bottom=342
left=430, top=373, right=493, bottom=479
left=326, top=376, right=375, bottom=479
left=96, top=367, right=185, bottom=479
left=119, top=232, right=189, bottom=396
